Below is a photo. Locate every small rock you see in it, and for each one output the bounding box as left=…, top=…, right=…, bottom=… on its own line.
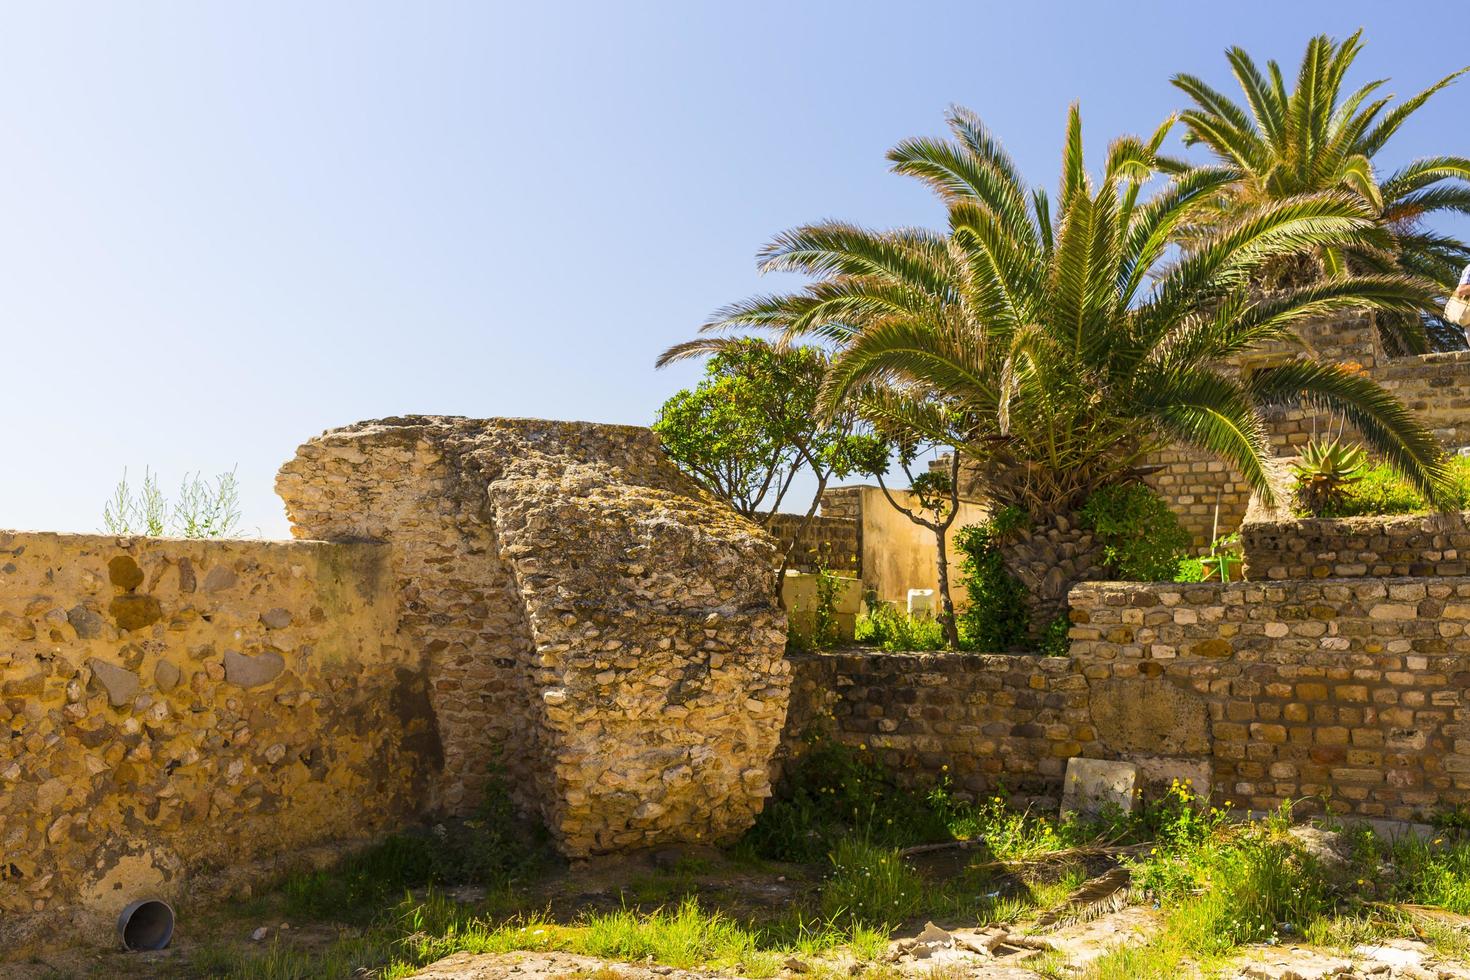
left=224, top=650, right=285, bottom=688
left=88, top=659, right=140, bottom=707
left=259, top=608, right=293, bottom=630
left=154, top=660, right=182, bottom=692
left=915, top=921, right=953, bottom=947
left=250, top=927, right=269, bottom=941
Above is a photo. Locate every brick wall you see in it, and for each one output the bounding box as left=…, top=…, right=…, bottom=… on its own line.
left=1143, top=315, right=1470, bottom=548
left=765, top=513, right=861, bottom=574
left=1242, top=512, right=1470, bottom=580
left=1069, top=580, right=1470, bottom=822
left=782, top=650, right=1088, bottom=806
left=1375, top=351, right=1470, bottom=447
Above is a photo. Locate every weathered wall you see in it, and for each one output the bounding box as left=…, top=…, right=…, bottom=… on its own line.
left=278, top=416, right=790, bottom=856
left=1070, top=579, right=1470, bottom=821
left=782, top=650, right=1088, bottom=806
left=1142, top=315, right=1470, bottom=547
left=764, top=512, right=861, bottom=574
left=784, top=574, right=1470, bottom=823
left=1242, top=511, right=1470, bottom=580
left=1375, top=351, right=1470, bottom=447
left=822, top=486, right=987, bottom=608
left=0, top=531, right=437, bottom=928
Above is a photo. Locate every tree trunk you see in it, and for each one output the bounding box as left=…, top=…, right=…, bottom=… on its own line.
left=934, top=526, right=960, bottom=649
left=1000, top=511, right=1107, bottom=641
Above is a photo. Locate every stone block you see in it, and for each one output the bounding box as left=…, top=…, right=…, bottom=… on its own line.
left=1061, top=757, right=1138, bottom=819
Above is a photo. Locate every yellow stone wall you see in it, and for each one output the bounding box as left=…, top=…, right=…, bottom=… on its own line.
left=0, top=530, right=440, bottom=935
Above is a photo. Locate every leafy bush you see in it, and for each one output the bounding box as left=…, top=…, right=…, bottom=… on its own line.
left=1079, top=483, right=1191, bottom=581
left=1174, top=557, right=1206, bottom=582
left=954, top=507, right=1031, bottom=651
left=1319, top=454, right=1470, bottom=518
left=853, top=605, right=947, bottom=652
left=1037, top=614, right=1071, bottom=657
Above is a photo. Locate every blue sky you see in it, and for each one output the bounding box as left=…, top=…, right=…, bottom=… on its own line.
left=2, top=1, right=1466, bottom=537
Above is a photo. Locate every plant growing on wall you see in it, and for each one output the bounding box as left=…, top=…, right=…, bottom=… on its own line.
left=1079, top=483, right=1192, bottom=581
left=1166, top=32, right=1470, bottom=353
left=653, top=338, right=871, bottom=583
left=102, top=467, right=242, bottom=538
left=1292, top=438, right=1369, bottom=516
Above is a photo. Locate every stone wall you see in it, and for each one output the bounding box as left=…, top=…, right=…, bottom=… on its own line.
left=765, top=513, right=860, bottom=574
left=1070, top=579, right=1470, bottom=821
left=783, top=650, right=1088, bottom=806
left=278, top=416, right=790, bottom=856
left=1140, top=314, right=1470, bottom=548
left=1375, top=351, right=1470, bottom=447
left=1242, top=512, right=1470, bottom=580
left=784, top=574, right=1470, bottom=823
left=0, top=531, right=437, bottom=934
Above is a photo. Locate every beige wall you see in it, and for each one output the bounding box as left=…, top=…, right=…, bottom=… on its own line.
left=0, top=531, right=438, bottom=937
left=844, top=485, right=988, bottom=609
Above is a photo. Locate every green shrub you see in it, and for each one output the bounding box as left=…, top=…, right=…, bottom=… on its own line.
left=853, top=605, right=946, bottom=651
left=1037, top=615, right=1071, bottom=657
left=954, top=507, right=1031, bottom=650
left=1174, top=557, right=1206, bottom=582
left=1322, top=455, right=1470, bottom=518
left=1079, top=483, right=1190, bottom=581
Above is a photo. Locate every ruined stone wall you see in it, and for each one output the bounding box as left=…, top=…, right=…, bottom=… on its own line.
left=764, top=513, right=860, bottom=574
left=278, top=417, right=790, bottom=856
left=1142, top=315, right=1470, bottom=548
left=1069, top=579, right=1470, bottom=822
left=0, top=531, right=437, bottom=930
left=1242, top=512, right=1470, bottom=580
left=785, top=574, right=1470, bottom=823
left=782, top=651, right=1088, bottom=807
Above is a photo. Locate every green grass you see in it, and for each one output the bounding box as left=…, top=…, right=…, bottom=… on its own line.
left=180, top=750, right=1470, bottom=979
left=1313, top=454, right=1470, bottom=518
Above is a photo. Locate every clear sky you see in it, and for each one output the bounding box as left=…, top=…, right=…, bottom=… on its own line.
left=2, top=1, right=1466, bottom=538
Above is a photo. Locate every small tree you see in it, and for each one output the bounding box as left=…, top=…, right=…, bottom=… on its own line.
left=654, top=338, right=868, bottom=583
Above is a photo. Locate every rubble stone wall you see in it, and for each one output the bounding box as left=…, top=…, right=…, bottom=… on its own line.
left=278, top=416, right=790, bottom=856
left=1242, top=512, right=1470, bottom=580
left=0, top=531, right=437, bottom=927
left=782, top=650, right=1088, bottom=808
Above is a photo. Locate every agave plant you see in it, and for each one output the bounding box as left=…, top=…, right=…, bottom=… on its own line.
left=1169, top=31, right=1470, bottom=352
left=660, top=105, right=1453, bottom=612
left=1292, top=437, right=1369, bottom=516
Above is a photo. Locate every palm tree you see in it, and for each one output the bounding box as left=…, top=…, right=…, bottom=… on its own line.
left=1169, top=31, right=1470, bottom=352
left=666, top=105, right=1452, bottom=628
